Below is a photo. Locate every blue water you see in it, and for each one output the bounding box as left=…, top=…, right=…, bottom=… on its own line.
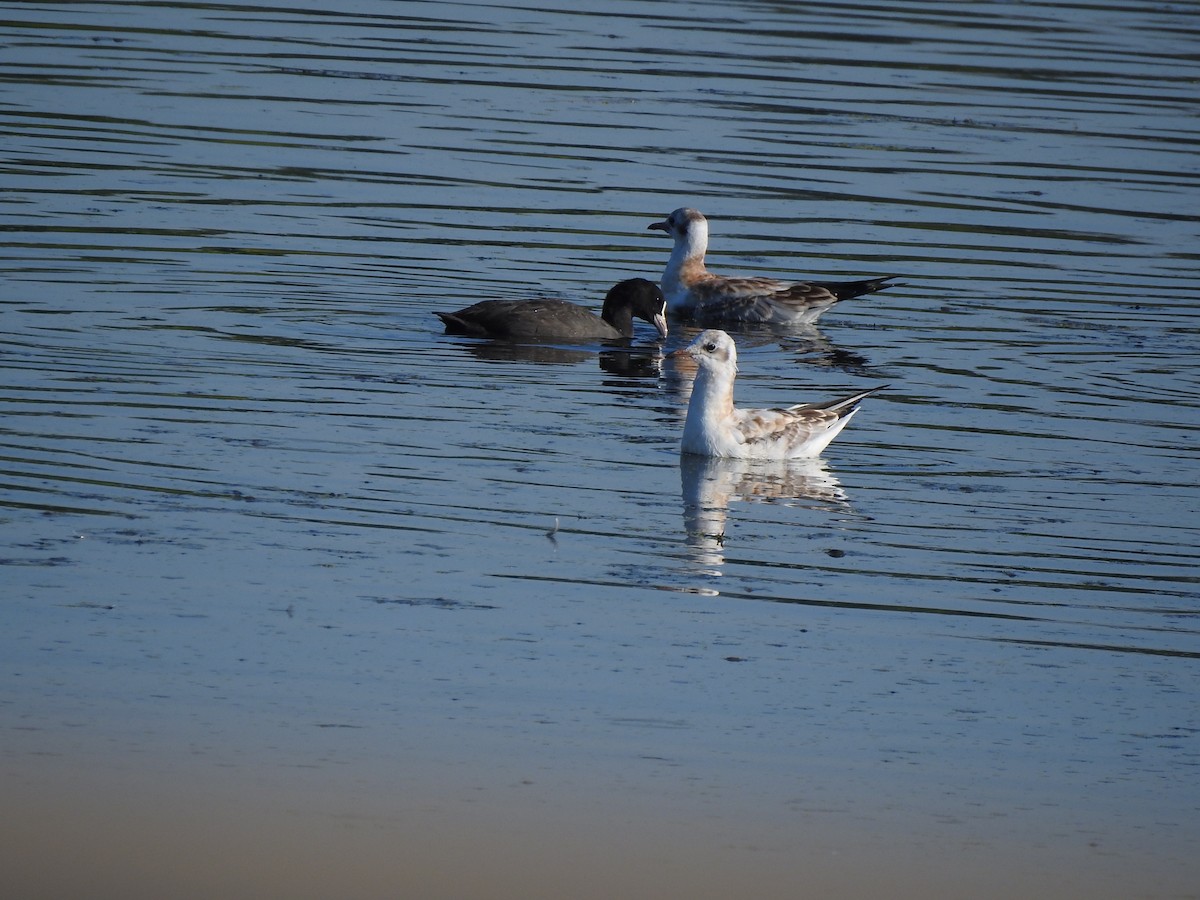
left=2, top=2, right=1198, bottom=897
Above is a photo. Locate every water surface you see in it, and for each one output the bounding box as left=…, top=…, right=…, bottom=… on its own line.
left=2, top=1, right=1198, bottom=897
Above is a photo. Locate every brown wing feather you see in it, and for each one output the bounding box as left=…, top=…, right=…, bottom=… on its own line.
left=733, top=386, right=886, bottom=448
left=733, top=407, right=840, bottom=447
left=683, top=275, right=840, bottom=323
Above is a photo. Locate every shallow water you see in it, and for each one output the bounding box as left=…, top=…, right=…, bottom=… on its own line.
left=3, top=1, right=1199, bottom=897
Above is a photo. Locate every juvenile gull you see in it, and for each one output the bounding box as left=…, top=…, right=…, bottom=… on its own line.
left=648, top=207, right=898, bottom=325
left=670, top=329, right=884, bottom=459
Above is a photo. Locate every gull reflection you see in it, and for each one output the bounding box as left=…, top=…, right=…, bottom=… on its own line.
left=680, top=454, right=848, bottom=574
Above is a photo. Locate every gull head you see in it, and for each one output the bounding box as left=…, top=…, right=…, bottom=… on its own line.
left=671, top=328, right=738, bottom=374
left=647, top=207, right=709, bottom=246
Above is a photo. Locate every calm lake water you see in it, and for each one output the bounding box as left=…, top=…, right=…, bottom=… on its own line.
left=3, top=1, right=1198, bottom=897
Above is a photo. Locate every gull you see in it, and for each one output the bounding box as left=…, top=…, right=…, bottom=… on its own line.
left=648, top=207, right=899, bottom=325
left=670, top=329, right=884, bottom=459
left=436, top=278, right=667, bottom=340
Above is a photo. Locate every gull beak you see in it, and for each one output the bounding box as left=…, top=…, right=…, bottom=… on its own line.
left=647, top=219, right=670, bottom=233
left=666, top=346, right=691, bottom=359
left=652, top=312, right=669, bottom=340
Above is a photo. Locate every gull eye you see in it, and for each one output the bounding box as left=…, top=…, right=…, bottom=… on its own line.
left=703, top=342, right=717, bottom=352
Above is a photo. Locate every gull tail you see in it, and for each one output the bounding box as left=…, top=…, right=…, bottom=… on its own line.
left=794, top=385, right=889, bottom=418
left=814, top=275, right=903, bottom=302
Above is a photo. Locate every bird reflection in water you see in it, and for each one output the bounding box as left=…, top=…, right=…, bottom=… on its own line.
left=679, top=451, right=848, bottom=576
left=445, top=336, right=665, bottom=377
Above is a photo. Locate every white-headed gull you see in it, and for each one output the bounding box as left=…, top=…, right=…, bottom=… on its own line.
left=648, top=207, right=898, bottom=325
left=670, top=329, right=884, bottom=459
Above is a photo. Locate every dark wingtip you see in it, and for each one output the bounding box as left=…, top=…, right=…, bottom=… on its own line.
left=826, top=275, right=906, bottom=301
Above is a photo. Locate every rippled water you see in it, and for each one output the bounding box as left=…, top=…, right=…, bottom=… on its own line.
left=3, top=1, right=1199, bottom=897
